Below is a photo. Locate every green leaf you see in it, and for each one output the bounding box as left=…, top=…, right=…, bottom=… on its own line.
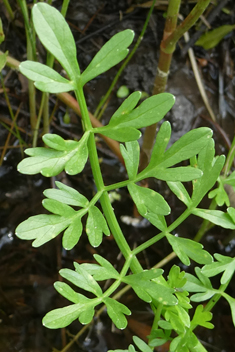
left=103, top=297, right=131, bottom=329
left=166, top=234, right=213, bottom=266
left=61, top=264, right=103, bottom=297
left=183, top=268, right=215, bottom=302
left=86, top=206, right=110, bottom=247
left=42, top=199, right=75, bottom=217
left=44, top=181, right=89, bottom=207
left=167, top=265, right=187, bottom=289
left=224, top=171, right=235, bottom=186
left=99, top=126, right=141, bottom=142
left=110, top=93, right=175, bottom=130
left=147, top=127, right=212, bottom=170
left=62, top=216, right=83, bottom=250
left=15, top=214, right=71, bottom=247
left=150, top=166, right=203, bottom=182
left=19, top=61, right=74, bottom=93
left=120, top=141, right=140, bottom=180
left=94, top=254, right=120, bottom=277
left=191, top=305, right=214, bottom=329
left=42, top=134, right=66, bottom=150
left=223, top=294, right=235, bottom=326
left=128, top=183, right=171, bottom=220
left=81, top=30, right=134, bottom=86
left=167, top=182, right=191, bottom=207
left=139, top=127, right=212, bottom=181
left=192, top=208, right=235, bottom=229
left=191, top=139, right=225, bottom=205
left=165, top=309, right=185, bottom=334
left=124, top=273, right=177, bottom=306
left=196, top=24, right=235, bottom=50
left=133, top=336, right=153, bottom=352
left=122, top=269, right=163, bottom=303
left=54, top=281, right=87, bottom=304
left=227, top=206, right=235, bottom=223
left=109, top=92, right=141, bottom=126
left=208, top=177, right=230, bottom=207
left=201, top=253, right=235, bottom=284
left=175, top=305, right=190, bottom=328
left=17, top=133, right=89, bottom=177
left=80, top=254, right=119, bottom=281
left=32, top=3, right=80, bottom=79
left=0, top=19, right=5, bottom=45
left=43, top=303, right=84, bottom=329
left=0, top=51, right=8, bottom=71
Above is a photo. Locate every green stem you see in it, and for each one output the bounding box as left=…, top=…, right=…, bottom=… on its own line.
left=74, top=85, right=142, bottom=274
left=94, top=0, right=158, bottom=119
left=141, top=0, right=181, bottom=166
left=133, top=208, right=192, bottom=256
left=141, top=0, right=211, bottom=167
left=3, top=0, right=14, bottom=20
left=32, top=92, right=46, bottom=147
left=162, top=0, right=211, bottom=54
left=17, top=0, right=37, bottom=131
left=224, top=135, right=235, bottom=176
left=0, top=75, right=24, bottom=155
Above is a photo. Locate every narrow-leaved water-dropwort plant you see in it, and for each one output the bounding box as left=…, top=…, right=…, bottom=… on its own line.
left=16, top=3, right=235, bottom=351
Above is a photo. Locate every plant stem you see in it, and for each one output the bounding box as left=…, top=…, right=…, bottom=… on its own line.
left=3, top=0, right=14, bottom=20
left=141, top=0, right=181, bottom=165
left=224, top=134, right=235, bottom=176
left=17, top=0, right=37, bottom=131
left=74, top=85, right=142, bottom=274
left=133, top=208, right=192, bottom=255
left=141, top=0, right=211, bottom=166
left=162, top=0, right=211, bottom=54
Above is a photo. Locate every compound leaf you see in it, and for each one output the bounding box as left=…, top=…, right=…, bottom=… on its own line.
left=17, top=133, right=89, bottom=177
left=44, top=181, right=89, bottom=207
left=191, top=139, right=225, bottom=205
left=166, top=234, right=213, bottom=266
left=183, top=268, right=215, bottom=302
left=32, top=3, right=80, bottom=79
left=61, top=264, right=103, bottom=297
left=122, top=269, right=164, bottom=303
left=191, top=304, right=214, bottom=329
left=103, top=297, right=131, bottom=329
left=201, top=253, right=235, bottom=284
left=86, top=206, right=110, bottom=247
left=19, top=61, right=74, bottom=93
left=81, top=30, right=134, bottom=85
